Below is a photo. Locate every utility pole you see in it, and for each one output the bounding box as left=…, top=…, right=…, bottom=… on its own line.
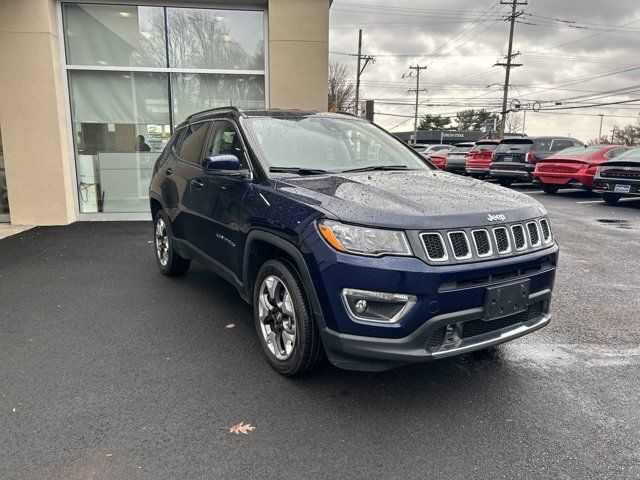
left=495, top=0, right=526, bottom=138
left=406, top=65, right=428, bottom=144
left=598, top=114, right=604, bottom=140
left=353, top=29, right=374, bottom=116
left=522, top=109, right=526, bottom=134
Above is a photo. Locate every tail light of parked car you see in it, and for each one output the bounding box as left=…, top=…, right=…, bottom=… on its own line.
left=526, top=151, right=537, bottom=163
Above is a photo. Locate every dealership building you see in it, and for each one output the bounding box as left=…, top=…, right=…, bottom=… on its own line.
left=0, top=0, right=330, bottom=225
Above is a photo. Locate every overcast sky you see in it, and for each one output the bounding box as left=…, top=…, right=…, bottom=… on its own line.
left=329, top=0, right=640, bottom=140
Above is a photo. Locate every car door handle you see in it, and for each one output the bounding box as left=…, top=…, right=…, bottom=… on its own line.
left=164, top=167, right=173, bottom=175
left=191, top=179, right=205, bottom=189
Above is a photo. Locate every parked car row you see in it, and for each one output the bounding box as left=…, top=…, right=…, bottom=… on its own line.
left=421, top=137, right=639, bottom=207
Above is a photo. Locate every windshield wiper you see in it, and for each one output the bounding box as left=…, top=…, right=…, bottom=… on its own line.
left=341, top=165, right=410, bottom=173
left=269, top=166, right=331, bottom=175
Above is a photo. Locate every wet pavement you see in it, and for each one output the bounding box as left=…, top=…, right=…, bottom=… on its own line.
left=1, top=188, right=639, bottom=479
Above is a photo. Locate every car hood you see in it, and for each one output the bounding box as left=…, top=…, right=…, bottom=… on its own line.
left=275, top=170, right=546, bottom=229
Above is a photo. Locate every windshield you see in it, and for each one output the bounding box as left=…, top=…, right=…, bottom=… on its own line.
left=245, top=116, right=430, bottom=172
left=551, top=146, right=600, bottom=157
left=427, top=145, right=451, bottom=152
left=449, top=145, right=473, bottom=153
left=496, top=142, right=534, bottom=153
left=471, top=143, right=498, bottom=152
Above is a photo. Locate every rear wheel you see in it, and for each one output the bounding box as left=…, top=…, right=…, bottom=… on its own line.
left=498, top=178, right=513, bottom=187
left=154, top=210, right=191, bottom=276
left=541, top=184, right=560, bottom=194
left=254, top=259, right=325, bottom=376
left=602, top=193, right=621, bottom=206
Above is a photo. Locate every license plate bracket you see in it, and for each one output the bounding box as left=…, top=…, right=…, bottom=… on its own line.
left=614, top=184, right=631, bottom=193
left=482, top=280, right=530, bottom=321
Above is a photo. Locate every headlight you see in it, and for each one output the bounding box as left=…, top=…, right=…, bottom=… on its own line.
left=317, top=219, right=412, bottom=256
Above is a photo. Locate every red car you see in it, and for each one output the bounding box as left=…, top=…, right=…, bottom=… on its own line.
left=426, top=150, right=448, bottom=170
left=465, top=140, right=501, bottom=178
left=533, top=145, right=629, bottom=194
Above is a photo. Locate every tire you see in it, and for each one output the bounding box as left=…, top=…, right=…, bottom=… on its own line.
left=602, top=193, right=621, bottom=206
left=253, top=259, right=325, bottom=376
left=153, top=210, right=191, bottom=276
left=498, top=178, right=513, bottom=187
left=541, top=184, right=560, bottom=194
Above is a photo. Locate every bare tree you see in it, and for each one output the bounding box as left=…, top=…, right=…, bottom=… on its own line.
left=328, top=61, right=355, bottom=112
left=504, top=112, right=523, bottom=134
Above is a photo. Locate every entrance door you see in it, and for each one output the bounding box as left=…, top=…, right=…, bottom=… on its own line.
left=0, top=128, right=9, bottom=223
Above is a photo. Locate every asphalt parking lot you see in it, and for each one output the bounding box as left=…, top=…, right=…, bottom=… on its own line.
left=1, top=188, right=639, bottom=480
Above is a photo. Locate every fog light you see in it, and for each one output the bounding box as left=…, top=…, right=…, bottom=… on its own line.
left=354, top=299, right=368, bottom=314
left=342, top=288, right=417, bottom=323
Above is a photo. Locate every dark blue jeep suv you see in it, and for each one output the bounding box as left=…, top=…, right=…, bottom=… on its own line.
left=149, top=108, right=558, bottom=375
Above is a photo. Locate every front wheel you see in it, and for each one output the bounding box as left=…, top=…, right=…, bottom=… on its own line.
left=153, top=210, right=191, bottom=276
left=602, top=193, right=621, bottom=206
left=253, top=259, right=325, bottom=376
left=498, top=178, right=513, bottom=187
left=541, top=184, right=560, bottom=194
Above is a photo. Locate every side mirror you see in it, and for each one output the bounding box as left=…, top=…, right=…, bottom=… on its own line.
left=203, top=154, right=240, bottom=172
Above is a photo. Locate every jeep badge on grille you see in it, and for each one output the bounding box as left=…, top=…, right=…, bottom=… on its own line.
left=487, top=213, right=506, bottom=222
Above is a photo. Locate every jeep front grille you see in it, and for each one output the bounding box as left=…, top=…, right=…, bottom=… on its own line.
left=493, top=227, right=511, bottom=254
left=527, top=222, right=541, bottom=247
left=419, top=217, right=553, bottom=265
left=472, top=230, right=492, bottom=257
left=422, top=233, right=448, bottom=262
left=539, top=218, right=551, bottom=243
left=511, top=224, right=527, bottom=250
left=448, top=232, right=471, bottom=259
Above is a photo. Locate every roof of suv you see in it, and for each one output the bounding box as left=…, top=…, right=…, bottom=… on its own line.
left=181, top=107, right=359, bottom=127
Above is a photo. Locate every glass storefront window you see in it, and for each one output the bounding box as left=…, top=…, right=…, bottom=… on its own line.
left=167, top=8, right=264, bottom=70
left=0, top=127, right=9, bottom=218
left=61, top=4, right=266, bottom=215
left=68, top=71, right=170, bottom=213
left=63, top=4, right=166, bottom=68
left=171, top=74, right=265, bottom=122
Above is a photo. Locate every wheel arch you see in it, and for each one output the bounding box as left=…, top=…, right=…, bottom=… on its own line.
left=243, top=230, right=326, bottom=329
left=149, top=193, right=165, bottom=220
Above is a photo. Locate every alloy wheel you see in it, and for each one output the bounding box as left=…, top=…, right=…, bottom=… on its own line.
left=258, top=275, right=297, bottom=360
left=155, top=218, right=170, bottom=266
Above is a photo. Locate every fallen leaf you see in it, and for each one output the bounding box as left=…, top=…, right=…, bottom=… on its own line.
left=229, top=421, right=255, bottom=435
left=225, top=323, right=235, bottom=329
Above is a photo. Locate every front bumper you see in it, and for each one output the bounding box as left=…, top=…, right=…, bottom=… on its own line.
left=303, top=230, right=558, bottom=370
left=322, top=290, right=551, bottom=371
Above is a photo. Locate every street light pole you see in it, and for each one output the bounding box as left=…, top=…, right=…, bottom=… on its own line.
left=598, top=114, right=604, bottom=141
